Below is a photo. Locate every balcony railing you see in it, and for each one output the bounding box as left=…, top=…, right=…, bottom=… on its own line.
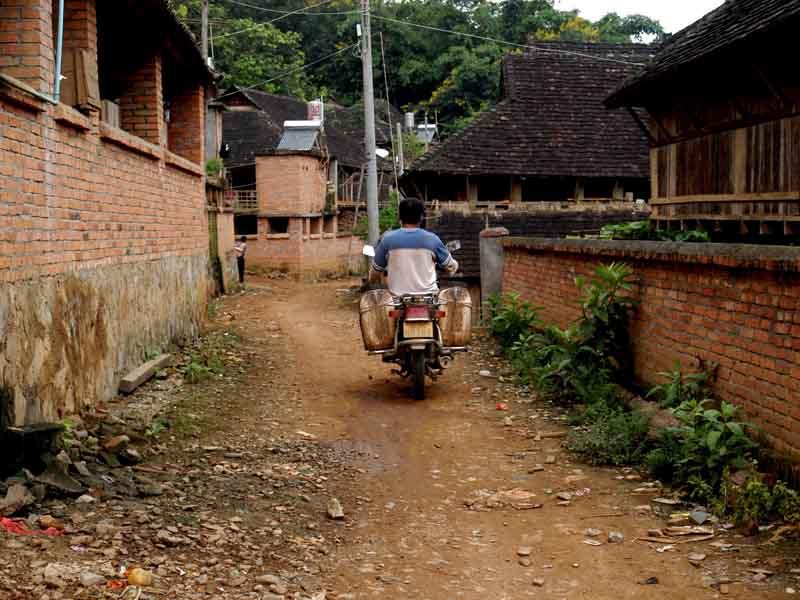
left=227, top=189, right=258, bottom=213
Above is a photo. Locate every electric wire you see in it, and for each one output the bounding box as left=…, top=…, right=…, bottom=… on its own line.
left=215, top=41, right=360, bottom=100
left=213, top=0, right=337, bottom=38
left=370, top=14, right=647, bottom=66
left=220, top=0, right=360, bottom=16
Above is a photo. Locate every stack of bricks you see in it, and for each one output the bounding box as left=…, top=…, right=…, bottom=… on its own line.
left=501, top=238, right=800, bottom=457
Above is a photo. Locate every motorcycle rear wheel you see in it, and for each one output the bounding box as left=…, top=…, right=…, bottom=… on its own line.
left=411, top=350, right=426, bottom=401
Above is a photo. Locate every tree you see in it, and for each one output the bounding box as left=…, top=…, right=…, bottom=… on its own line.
left=595, top=13, right=664, bottom=43
left=214, top=20, right=311, bottom=96
left=170, top=0, right=312, bottom=97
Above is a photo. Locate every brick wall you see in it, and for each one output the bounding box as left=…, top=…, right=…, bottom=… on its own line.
left=168, top=84, right=204, bottom=163
left=119, top=54, right=164, bottom=146
left=0, top=1, right=210, bottom=426
left=0, top=0, right=53, bottom=93
left=256, top=154, right=327, bottom=215
left=428, top=206, right=651, bottom=279
left=245, top=215, right=360, bottom=274
left=501, top=238, right=800, bottom=457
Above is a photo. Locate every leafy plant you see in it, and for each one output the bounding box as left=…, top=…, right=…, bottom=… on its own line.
left=181, top=348, right=225, bottom=384
left=353, top=203, right=401, bottom=241
left=646, top=362, right=710, bottom=408
left=487, top=293, right=540, bottom=350
left=145, top=418, right=169, bottom=438
left=205, top=158, right=224, bottom=178
left=600, top=221, right=710, bottom=243
left=568, top=405, right=650, bottom=466
left=664, top=399, right=757, bottom=501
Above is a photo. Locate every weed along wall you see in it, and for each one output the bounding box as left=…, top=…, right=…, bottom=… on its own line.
left=500, top=238, right=800, bottom=456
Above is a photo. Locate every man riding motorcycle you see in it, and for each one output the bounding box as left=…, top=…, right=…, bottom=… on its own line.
left=369, top=197, right=459, bottom=293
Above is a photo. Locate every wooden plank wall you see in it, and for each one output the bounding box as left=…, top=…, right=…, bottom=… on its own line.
left=653, top=115, right=800, bottom=200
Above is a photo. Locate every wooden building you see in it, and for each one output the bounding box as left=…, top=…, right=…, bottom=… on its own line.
left=402, top=42, right=653, bottom=209
left=606, top=0, right=800, bottom=239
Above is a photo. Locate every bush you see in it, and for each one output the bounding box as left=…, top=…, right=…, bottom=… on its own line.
left=487, top=293, right=540, bottom=350
left=646, top=399, right=757, bottom=502
left=353, top=199, right=400, bottom=241
left=205, top=158, right=224, bottom=178
left=646, top=362, right=710, bottom=408
left=568, top=405, right=650, bottom=466
left=600, top=221, right=710, bottom=243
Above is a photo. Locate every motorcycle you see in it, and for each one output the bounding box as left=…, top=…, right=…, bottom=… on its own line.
left=360, top=241, right=471, bottom=400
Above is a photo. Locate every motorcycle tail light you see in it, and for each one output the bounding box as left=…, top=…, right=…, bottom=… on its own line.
left=405, top=306, right=429, bottom=319
left=388, top=310, right=402, bottom=319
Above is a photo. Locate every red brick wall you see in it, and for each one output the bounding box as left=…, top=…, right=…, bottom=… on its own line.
left=0, top=0, right=210, bottom=425
left=256, top=154, right=327, bottom=215
left=0, top=0, right=53, bottom=92
left=168, top=84, right=204, bottom=163
left=119, top=54, right=164, bottom=146
left=501, top=238, right=800, bottom=457
left=245, top=216, right=360, bottom=274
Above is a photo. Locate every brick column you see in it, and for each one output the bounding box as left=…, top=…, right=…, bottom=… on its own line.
left=0, top=0, right=54, bottom=93
left=119, top=53, right=164, bottom=146
left=168, top=83, right=205, bottom=164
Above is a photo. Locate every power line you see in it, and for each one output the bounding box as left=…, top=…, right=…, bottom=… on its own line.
left=371, top=14, right=647, bottom=67
left=213, top=0, right=337, bottom=39
left=220, top=0, right=359, bottom=16
left=215, top=41, right=360, bottom=100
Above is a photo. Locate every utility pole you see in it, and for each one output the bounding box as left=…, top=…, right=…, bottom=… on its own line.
left=396, top=122, right=404, bottom=177
left=360, top=0, right=379, bottom=246
left=201, top=0, right=210, bottom=63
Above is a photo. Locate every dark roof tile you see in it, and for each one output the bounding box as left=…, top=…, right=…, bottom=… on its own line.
left=607, top=0, right=800, bottom=107
left=409, top=42, right=653, bottom=179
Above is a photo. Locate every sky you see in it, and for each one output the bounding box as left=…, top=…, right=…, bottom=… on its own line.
left=555, top=0, right=725, bottom=34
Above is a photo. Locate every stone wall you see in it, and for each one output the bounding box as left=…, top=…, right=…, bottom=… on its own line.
left=501, top=238, right=800, bottom=457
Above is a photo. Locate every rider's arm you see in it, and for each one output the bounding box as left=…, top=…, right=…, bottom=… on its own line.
left=432, top=238, right=459, bottom=275
left=372, top=239, right=388, bottom=273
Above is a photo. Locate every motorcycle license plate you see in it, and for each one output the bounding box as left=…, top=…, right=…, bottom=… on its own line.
left=404, top=321, right=434, bottom=339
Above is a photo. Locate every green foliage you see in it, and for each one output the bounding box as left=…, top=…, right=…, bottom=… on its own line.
left=206, top=158, right=224, bottom=178
left=773, top=482, right=800, bottom=524
left=490, top=263, right=636, bottom=408
left=646, top=362, right=710, bottom=408
left=181, top=351, right=225, bottom=384
left=145, top=418, right=169, bottom=439
left=567, top=404, right=650, bottom=466
left=170, top=0, right=664, bottom=137
left=486, top=293, right=540, bottom=349
left=600, top=221, right=711, bottom=243
left=353, top=203, right=401, bottom=241
left=648, top=399, right=757, bottom=502
left=402, top=132, right=427, bottom=166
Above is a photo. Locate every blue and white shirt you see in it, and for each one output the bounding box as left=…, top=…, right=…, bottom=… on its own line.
left=372, top=228, right=459, bottom=296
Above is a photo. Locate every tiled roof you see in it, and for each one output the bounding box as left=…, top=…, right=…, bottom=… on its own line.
left=222, top=88, right=396, bottom=169
left=606, top=0, right=800, bottom=107
left=408, top=42, right=653, bottom=179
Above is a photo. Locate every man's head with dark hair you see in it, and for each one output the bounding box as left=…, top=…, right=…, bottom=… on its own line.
left=399, top=197, right=424, bottom=226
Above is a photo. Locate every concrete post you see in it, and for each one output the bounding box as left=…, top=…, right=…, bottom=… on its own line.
left=479, top=227, right=510, bottom=322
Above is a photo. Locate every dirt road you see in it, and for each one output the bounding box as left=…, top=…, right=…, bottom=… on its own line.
left=3, top=277, right=794, bottom=599
left=225, top=277, right=792, bottom=600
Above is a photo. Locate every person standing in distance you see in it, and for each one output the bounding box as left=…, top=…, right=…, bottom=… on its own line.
left=234, top=235, right=247, bottom=284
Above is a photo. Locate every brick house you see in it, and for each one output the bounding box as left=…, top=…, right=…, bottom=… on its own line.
left=0, top=0, right=212, bottom=428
